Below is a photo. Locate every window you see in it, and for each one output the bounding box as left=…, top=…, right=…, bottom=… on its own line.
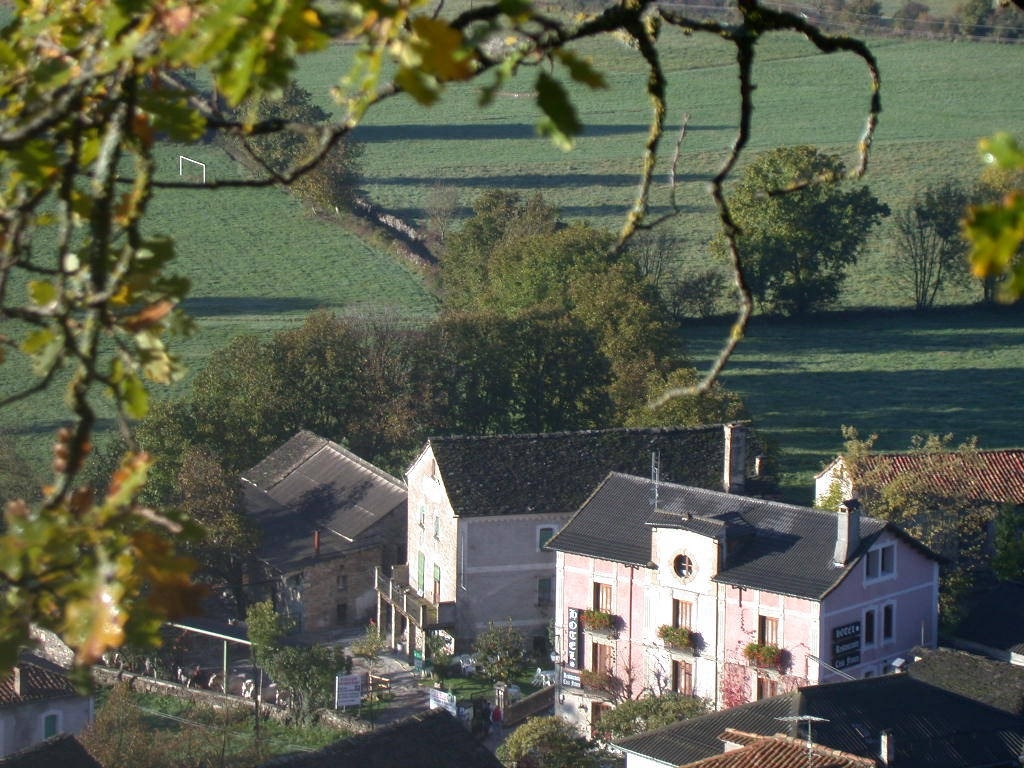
left=865, top=544, right=896, bottom=580
left=417, top=552, right=426, bottom=593
left=864, top=608, right=876, bottom=646
left=433, top=564, right=441, bottom=604
left=591, top=641, right=612, bottom=672
left=758, top=615, right=779, bottom=646
left=671, top=659, right=693, bottom=695
left=538, top=526, right=556, bottom=551
left=337, top=571, right=347, bottom=591
left=336, top=603, right=348, bottom=624
left=882, top=604, right=894, bottom=641
left=756, top=676, right=778, bottom=700
left=673, top=554, right=694, bottom=579
left=42, top=712, right=60, bottom=739
left=434, top=515, right=440, bottom=539
left=418, top=504, right=426, bottom=528
left=594, top=582, right=612, bottom=613
left=538, top=577, right=553, bottom=607
left=672, top=599, right=692, bottom=630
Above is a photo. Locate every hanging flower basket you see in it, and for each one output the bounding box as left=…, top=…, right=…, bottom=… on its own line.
left=743, top=642, right=783, bottom=668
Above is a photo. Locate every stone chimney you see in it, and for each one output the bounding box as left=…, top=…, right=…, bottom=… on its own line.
left=12, top=666, right=21, bottom=697
left=833, top=499, right=861, bottom=566
left=879, top=729, right=894, bottom=765
left=723, top=423, right=747, bottom=494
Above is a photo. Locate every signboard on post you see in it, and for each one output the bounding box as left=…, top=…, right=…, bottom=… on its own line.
left=429, top=687, right=457, bottom=716
left=335, top=673, right=362, bottom=708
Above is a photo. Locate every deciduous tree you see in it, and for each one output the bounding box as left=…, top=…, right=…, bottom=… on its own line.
left=889, top=182, right=972, bottom=309
left=594, top=693, right=711, bottom=740
left=496, top=716, right=605, bottom=768
left=717, top=146, right=889, bottom=315
left=473, top=620, right=528, bottom=683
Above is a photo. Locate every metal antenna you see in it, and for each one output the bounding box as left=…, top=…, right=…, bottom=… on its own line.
left=650, top=451, right=660, bottom=509
left=777, top=715, right=830, bottom=764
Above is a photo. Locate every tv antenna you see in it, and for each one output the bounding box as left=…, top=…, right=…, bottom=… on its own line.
left=650, top=451, right=660, bottom=509
left=777, top=715, right=830, bottom=762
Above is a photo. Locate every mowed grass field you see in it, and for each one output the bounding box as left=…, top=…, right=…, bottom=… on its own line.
left=2, top=23, right=1023, bottom=498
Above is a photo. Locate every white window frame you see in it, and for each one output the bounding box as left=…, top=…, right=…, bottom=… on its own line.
left=864, top=543, right=897, bottom=583
left=537, top=525, right=556, bottom=551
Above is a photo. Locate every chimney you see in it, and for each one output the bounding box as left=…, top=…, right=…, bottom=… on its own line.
left=12, top=666, right=21, bottom=697
left=723, top=423, right=747, bottom=494
left=879, top=729, right=894, bottom=765
left=313, top=530, right=320, bottom=557
left=833, top=499, right=861, bottom=566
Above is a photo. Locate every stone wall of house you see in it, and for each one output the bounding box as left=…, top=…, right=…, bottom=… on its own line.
left=300, top=547, right=387, bottom=632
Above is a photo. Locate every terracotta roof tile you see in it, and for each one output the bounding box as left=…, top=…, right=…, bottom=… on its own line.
left=679, top=730, right=876, bottom=768
left=0, top=656, right=77, bottom=707
left=858, top=449, right=1024, bottom=505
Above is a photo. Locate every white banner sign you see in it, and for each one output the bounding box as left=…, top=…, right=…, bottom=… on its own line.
left=335, top=673, right=362, bottom=708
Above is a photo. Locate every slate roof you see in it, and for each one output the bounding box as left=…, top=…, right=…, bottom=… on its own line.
left=822, top=450, right=1024, bottom=505
left=907, top=647, right=1024, bottom=715
left=254, top=709, right=503, bottom=768
left=0, top=735, right=101, bottom=768
left=547, top=473, right=934, bottom=600
left=616, top=674, right=1024, bottom=768
left=683, top=729, right=875, bottom=768
left=0, top=655, right=78, bottom=707
left=242, top=430, right=407, bottom=573
left=426, top=425, right=738, bottom=519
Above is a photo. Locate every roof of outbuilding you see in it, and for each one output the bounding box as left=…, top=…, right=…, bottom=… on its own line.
left=908, top=647, right=1024, bottom=715
left=425, top=425, right=737, bottom=519
left=682, top=730, right=875, bottom=768
left=547, top=473, right=934, bottom=599
left=0, top=735, right=102, bottom=768
left=820, top=450, right=1024, bottom=505
left=616, top=674, right=1024, bottom=768
left=0, top=655, right=79, bottom=707
left=254, top=709, right=503, bottom=768
left=242, top=430, right=407, bottom=573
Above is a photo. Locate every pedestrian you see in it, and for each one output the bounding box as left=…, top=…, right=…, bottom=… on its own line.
left=491, top=703, right=503, bottom=738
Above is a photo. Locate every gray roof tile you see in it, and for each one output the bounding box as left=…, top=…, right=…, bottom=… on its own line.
left=428, top=425, right=741, bottom=519
left=616, top=675, right=1024, bottom=768
left=549, top=473, right=935, bottom=599
left=242, top=431, right=407, bottom=572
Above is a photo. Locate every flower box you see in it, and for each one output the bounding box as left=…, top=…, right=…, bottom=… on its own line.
left=658, top=625, right=697, bottom=651
left=579, top=668, right=614, bottom=691
left=582, top=609, right=616, bottom=632
left=743, top=642, right=783, bottom=669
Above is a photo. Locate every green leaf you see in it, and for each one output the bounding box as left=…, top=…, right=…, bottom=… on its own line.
left=979, top=132, right=1024, bottom=170
left=20, top=328, right=54, bottom=355
left=554, top=50, right=607, bottom=89
left=27, top=280, right=57, bottom=308
left=119, top=373, right=150, bottom=419
left=535, top=72, right=580, bottom=151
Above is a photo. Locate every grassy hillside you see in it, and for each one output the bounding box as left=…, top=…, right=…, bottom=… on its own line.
left=2, top=24, right=1022, bottom=498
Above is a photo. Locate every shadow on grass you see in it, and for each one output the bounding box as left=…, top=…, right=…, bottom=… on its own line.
left=353, top=122, right=731, bottom=143
left=183, top=297, right=326, bottom=317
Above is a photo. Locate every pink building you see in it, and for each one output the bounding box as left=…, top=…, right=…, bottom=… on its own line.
left=548, top=473, right=940, bottom=734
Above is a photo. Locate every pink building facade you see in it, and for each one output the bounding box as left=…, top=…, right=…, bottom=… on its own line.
left=549, top=473, right=939, bottom=735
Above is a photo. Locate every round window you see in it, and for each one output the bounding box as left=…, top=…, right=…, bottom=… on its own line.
left=673, top=554, right=694, bottom=578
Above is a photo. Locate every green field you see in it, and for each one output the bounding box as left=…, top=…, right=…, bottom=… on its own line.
left=685, top=305, right=1024, bottom=500
left=2, top=27, right=1023, bottom=499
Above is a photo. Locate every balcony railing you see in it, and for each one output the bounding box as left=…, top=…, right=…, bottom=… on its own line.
left=743, top=642, right=787, bottom=670
left=581, top=609, right=620, bottom=637
left=658, top=625, right=701, bottom=654
left=375, top=566, right=438, bottom=628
